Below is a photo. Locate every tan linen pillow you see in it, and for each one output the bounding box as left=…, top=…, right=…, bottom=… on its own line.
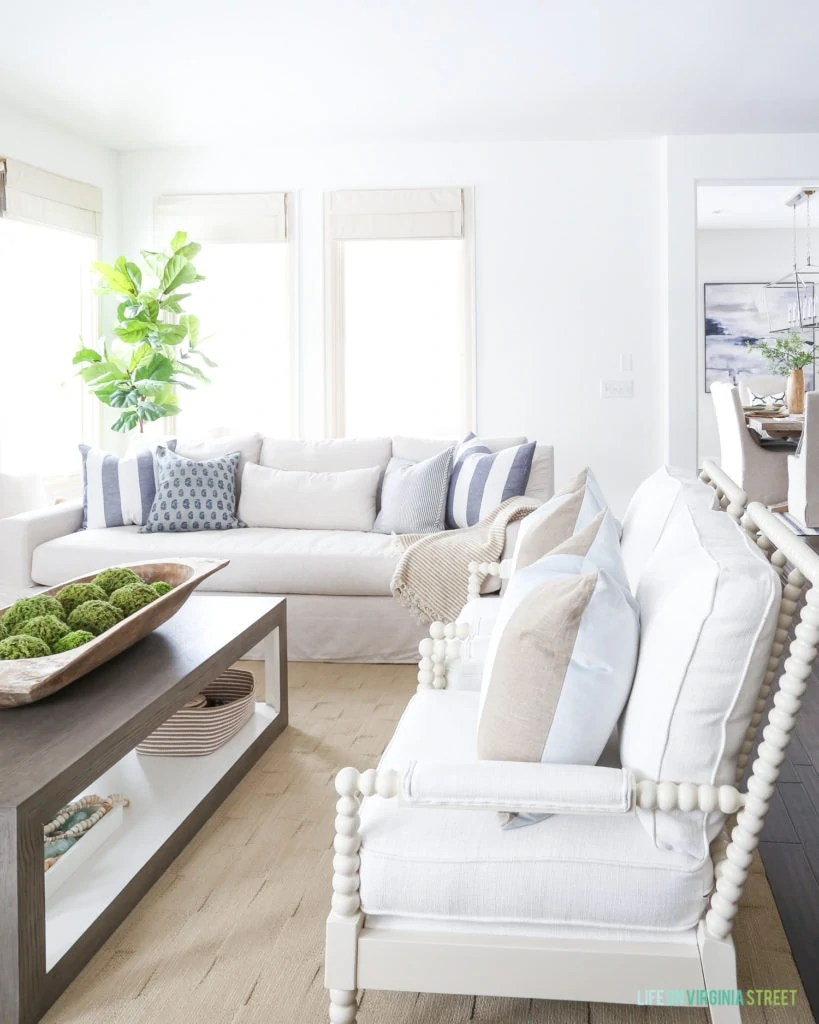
left=511, top=475, right=607, bottom=574
left=477, top=551, right=639, bottom=775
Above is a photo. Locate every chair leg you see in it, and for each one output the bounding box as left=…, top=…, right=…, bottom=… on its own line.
left=329, top=989, right=358, bottom=1023
left=698, top=924, right=742, bottom=1024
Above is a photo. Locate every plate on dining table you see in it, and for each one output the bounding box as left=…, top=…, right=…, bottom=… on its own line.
left=743, top=405, right=787, bottom=417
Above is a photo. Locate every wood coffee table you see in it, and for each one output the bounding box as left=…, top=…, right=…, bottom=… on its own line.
left=0, top=594, right=287, bottom=1024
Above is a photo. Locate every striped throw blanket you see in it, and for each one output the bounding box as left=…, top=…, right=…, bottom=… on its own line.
left=390, top=496, right=538, bottom=623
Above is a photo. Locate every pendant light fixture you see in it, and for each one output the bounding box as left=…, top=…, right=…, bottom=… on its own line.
left=766, top=188, right=819, bottom=332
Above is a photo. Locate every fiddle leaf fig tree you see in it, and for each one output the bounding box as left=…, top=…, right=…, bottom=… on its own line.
left=73, top=232, right=216, bottom=433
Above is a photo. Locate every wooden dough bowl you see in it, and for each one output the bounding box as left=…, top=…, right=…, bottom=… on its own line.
left=0, top=558, right=228, bottom=707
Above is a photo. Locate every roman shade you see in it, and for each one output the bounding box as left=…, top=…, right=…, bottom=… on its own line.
left=0, top=158, right=102, bottom=236
left=326, top=187, right=464, bottom=240
left=154, top=192, right=288, bottom=243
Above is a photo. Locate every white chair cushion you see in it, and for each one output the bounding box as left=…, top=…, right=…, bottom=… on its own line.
left=30, top=525, right=400, bottom=596
left=620, top=503, right=780, bottom=859
left=619, top=466, right=716, bottom=594
left=359, top=691, right=714, bottom=933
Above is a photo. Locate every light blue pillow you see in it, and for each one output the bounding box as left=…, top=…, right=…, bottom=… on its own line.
left=373, top=447, right=454, bottom=534
left=140, top=447, right=245, bottom=533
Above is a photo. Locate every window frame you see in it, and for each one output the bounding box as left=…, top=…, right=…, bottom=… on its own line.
left=153, top=191, right=299, bottom=439
left=323, top=187, right=476, bottom=438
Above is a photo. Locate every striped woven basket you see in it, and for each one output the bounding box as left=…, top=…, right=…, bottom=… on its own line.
left=136, top=668, right=255, bottom=757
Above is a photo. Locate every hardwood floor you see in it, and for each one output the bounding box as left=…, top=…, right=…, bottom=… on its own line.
left=754, top=656, right=819, bottom=1020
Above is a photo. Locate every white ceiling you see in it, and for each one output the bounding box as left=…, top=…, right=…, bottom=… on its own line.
left=5, top=0, right=819, bottom=150
left=697, top=185, right=819, bottom=229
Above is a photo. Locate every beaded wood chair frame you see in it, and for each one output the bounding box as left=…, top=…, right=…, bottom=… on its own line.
left=326, top=461, right=814, bottom=1023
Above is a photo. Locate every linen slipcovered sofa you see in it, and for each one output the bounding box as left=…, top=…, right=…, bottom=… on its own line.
left=0, top=434, right=554, bottom=663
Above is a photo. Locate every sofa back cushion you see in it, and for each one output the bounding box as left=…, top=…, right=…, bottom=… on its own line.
left=619, top=503, right=780, bottom=859
left=261, top=437, right=392, bottom=474
left=174, top=433, right=263, bottom=497
left=238, top=462, right=380, bottom=531
left=620, top=466, right=716, bottom=594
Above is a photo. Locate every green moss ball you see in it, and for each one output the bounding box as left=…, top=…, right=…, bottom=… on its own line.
left=0, top=621, right=7, bottom=641
left=52, top=630, right=95, bottom=653
left=109, top=583, right=157, bottom=616
left=67, top=600, right=123, bottom=636
left=2, top=595, right=65, bottom=633
left=92, top=567, right=143, bottom=596
left=16, top=614, right=71, bottom=648
left=0, top=635, right=51, bottom=660
left=150, top=581, right=173, bottom=597
left=56, top=582, right=108, bottom=616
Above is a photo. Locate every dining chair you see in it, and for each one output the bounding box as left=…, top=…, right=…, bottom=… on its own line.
left=736, top=373, right=787, bottom=406
left=711, top=381, right=789, bottom=506
left=787, top=389, right=819, bottom=527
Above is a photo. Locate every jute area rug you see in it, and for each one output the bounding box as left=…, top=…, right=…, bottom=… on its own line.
left=44, top=663, right=812, bottom=1024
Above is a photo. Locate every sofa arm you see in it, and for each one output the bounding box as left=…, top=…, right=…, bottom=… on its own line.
left=0, top=499, right=83, bottom=588
left=402, top=761, right=634, bottom=815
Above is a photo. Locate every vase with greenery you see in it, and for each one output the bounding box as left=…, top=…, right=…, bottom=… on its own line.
left=750, top=330, right=813, bottom=414
left=73, top=233, right=215, bottom=433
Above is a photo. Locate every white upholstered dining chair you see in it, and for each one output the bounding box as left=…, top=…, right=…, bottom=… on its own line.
left=787, top=389, right=819, bottom=528
left=711, top=381, right=790, bottom=506
left=736, top=373, right=787, bottom=407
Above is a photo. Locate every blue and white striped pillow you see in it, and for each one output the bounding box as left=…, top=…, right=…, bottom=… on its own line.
left=446, top=434, right=536, bottom=528
left=80, top=442, right=176, bottom=529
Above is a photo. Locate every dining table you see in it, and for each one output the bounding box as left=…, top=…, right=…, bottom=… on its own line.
left=744, top=409, right=804, bottom=442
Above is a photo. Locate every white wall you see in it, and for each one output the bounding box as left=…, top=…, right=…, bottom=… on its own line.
left=666, top=134, right=819, bottom=471
left=696, top=228, right=795, bottom=464
left=119, top=139, right=666, bottom=512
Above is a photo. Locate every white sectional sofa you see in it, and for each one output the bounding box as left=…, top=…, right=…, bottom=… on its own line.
left=0, top=435, right=554, bottom=663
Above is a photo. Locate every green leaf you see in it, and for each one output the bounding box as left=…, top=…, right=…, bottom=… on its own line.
left=107, top=387, right=138, bottom=408
left=174, top=361, right=211, bottom=385
left=179, top=314, right=200, bottom=347
left=93, top=261, right=135, bottom=297
left=155, top=322, right=188, bottom=345
left=134, top=352, right=175, bottom=382
left=125, top=261, right=142, bottom=292
left=160, top=255, right=198, bottom=296
left=140, top=250, right=168, bottom=280
left=114, top=320, right=152, bottom=344
left=184, top=348, right=217, bottom=368
left=134, top=379, right=167, bottom=397
left=176, top=242, right=201, bottom=261
left=170, top=231, right=188, bottom=253
left=137, top=400, right=172, bottom=422
left=111, top=410, right=140, bottom=433
left=72, top=347, right=102, bottom=366
left=170, top=378, right=197, bottom=390
left=80, top=361, right=124, bottom=385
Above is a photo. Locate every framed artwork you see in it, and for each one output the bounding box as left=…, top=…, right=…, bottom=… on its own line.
left=704, top=282, right=815, bottom=392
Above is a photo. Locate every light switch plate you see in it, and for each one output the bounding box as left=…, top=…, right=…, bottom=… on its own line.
left=600, top=379, right=634, bottom=399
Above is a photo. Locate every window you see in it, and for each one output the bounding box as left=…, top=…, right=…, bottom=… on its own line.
left=0, top=159, right=100, bottom=477
left=324, top=187, right=474, bottom=438
left=155, top=193, right=294, bottom=439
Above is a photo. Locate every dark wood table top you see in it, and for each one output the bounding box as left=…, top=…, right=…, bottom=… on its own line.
left=0, top=594, right=285, bottom=815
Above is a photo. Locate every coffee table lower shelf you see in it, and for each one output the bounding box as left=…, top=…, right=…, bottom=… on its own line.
left=46, top=703, right=279, bottom=971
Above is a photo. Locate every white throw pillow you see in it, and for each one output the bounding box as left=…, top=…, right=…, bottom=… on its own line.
left=478, top=543, right=639, bottom=825
left=238, top=462, right=381, bottom=531
left=620, top=503, right=780, bottom=859
left=620, top=465, right=717, bottom=595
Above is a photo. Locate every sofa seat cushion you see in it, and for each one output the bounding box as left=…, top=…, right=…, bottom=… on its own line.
left=358, top=691, right=713, bottom=933
left=31, top=526, right=400, bottom=596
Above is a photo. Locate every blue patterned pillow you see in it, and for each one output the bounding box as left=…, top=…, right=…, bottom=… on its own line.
left=139, top=447, right=245, bottom=533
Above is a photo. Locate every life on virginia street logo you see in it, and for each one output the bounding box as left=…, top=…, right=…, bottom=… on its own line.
left=636, top=988, right=798, bottom=1007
